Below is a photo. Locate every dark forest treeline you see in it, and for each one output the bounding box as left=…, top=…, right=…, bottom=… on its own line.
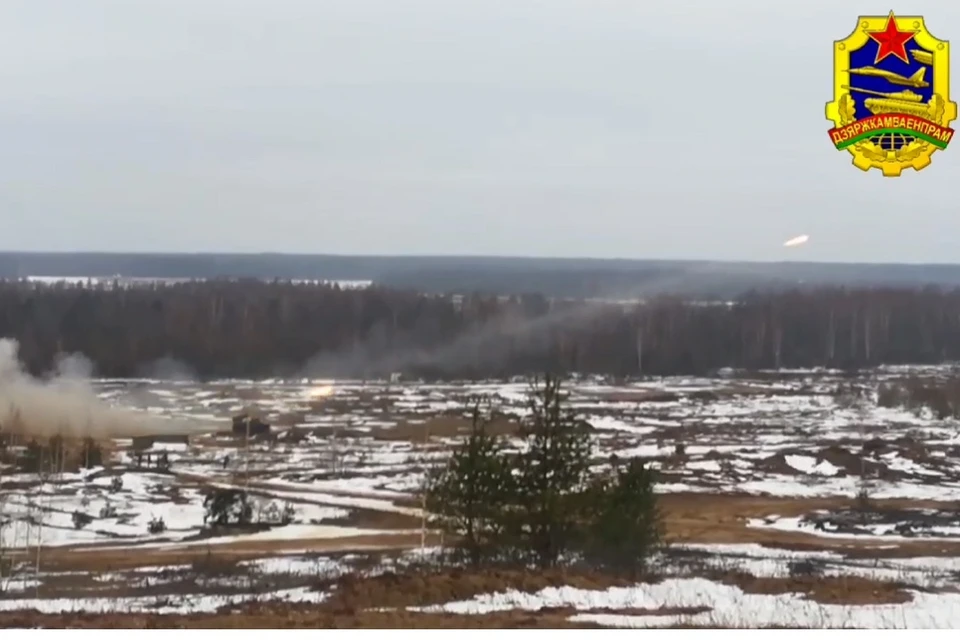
left=11, top=252, right=960, bottom=299
left=3, top=279, right=960, bottom=379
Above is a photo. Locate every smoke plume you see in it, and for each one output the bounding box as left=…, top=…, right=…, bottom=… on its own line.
left=0, top=338, right=202, bottom=440
left=136, top=356, right=199, bottom=382
left=299, top=263, right=724, bottom=378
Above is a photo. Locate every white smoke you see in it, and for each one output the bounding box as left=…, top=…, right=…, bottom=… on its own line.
left=0, top=338, right=202, bottom=440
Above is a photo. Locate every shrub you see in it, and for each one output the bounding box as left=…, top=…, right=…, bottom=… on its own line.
left=582, top=459, right=663, bottom=578
left=203, top=488, right=253, bottom=527
left=72, top=511, right=93, bottom=529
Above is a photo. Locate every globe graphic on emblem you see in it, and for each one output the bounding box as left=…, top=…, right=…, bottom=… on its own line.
left=869, top=131, right=916, bottom=151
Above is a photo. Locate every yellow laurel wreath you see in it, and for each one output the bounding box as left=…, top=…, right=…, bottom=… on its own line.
left=896, top=142, right=926, bottom=161
left=838, top=93, right=857, bottom=124
left=838, top=94, right=887, bottom=161
left=930, top=94, right=946, bottom=122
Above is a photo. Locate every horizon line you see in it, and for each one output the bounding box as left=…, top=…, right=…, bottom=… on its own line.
left=2, top=250, right=960, bottom=269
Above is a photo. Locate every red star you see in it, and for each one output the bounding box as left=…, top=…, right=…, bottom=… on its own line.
left=866, top=12, right=916, bottom=64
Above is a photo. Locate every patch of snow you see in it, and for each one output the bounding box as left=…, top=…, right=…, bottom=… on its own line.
left=415, top=577, right=960, bottom=628
left=685, top=460, right=722, bottom=473
left=747, top=516, right=960, bottom=542
left=238, top=555, right=344, bottom=577
left=785, top=455, right=840, bottom=477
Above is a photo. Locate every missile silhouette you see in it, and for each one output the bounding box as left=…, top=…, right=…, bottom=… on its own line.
left=911, top=50, right=933, bottom=66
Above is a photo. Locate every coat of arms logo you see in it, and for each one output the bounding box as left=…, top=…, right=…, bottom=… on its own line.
left=826, top=12, right=956, bottom=176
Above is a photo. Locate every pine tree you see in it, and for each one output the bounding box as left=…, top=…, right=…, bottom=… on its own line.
left=424, top=397, right=513, bottom=567
left=511, top=374, right=594, bottom=569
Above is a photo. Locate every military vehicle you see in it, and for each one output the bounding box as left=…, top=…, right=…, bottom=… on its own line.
left=842, top=85, right=936, bottom=119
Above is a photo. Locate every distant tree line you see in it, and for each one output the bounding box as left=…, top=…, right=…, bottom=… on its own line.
left=8, top=252, right=960, bottom=299
left=3, top=279, right=960, bottom=379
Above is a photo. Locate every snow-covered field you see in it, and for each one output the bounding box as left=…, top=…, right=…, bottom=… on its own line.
left=88, top=369, right=960, bottom=503
left=3, top=367, right=960, bottom=627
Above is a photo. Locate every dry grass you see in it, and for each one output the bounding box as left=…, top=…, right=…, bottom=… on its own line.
left=711, top=572, right=913, bottom=606
left=21, top=533, right=433, bottom=574
left=20, top=492, right=960, bottom=576
left=321, top=567, right=636, bottom=612
left=321, top=506, right=424, bottom=530
left=0, top=563, right=924, bottom=629
left=0, top=608, right=602, bottom=629
left=659, top=492, right=960, bottom=552
left=372, top=416, right=522, bottom=442
left=271, top=411, right=308, bottom=427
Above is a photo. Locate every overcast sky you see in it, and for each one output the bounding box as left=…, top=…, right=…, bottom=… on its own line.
left=2, top=0, right=959, bottom=262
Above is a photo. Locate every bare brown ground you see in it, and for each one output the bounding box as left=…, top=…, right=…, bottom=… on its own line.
left=173, top=471, right=424, bottom=524
left=579, top=389, right=681, bottom=403
left=580, top=385, right=814, bottom=404
left=319, top=567, right=914, bottom=614
left=372, top=416, right=522, bottom=441
left=272, top=411, right=308, bottom=427
left=660, top=492, right=960, bottom=554
left=323, top=506, right=423, bottom=530
left=712, top=572, right=913, bottom=605
left=322, top=567, right=634, bottom=611
left=11, top=532, right=442, bottom=574
left=0, top=566, right=914, bottom=628
left=5, top=492, right=957, bottom=627
left=0, top=608, right=601, bottom=629
left=215, top=386, right=268, bottom=402
left=17, top=492, right=960, bottom=575
left=1, top=606, right=821, bottom=630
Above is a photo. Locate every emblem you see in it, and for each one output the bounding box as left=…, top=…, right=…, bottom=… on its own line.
left=826, top=12, right=956, bottom=176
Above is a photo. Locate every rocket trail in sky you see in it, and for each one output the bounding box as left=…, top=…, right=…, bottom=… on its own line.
left=783, top=234, right=809, bottom=248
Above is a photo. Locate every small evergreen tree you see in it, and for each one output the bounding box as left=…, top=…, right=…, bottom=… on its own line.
left=424, top=396, right=513, bottom=568
left=582, top=457, right=663, bottom=578
left=511, top=374, right=594, bottom=569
